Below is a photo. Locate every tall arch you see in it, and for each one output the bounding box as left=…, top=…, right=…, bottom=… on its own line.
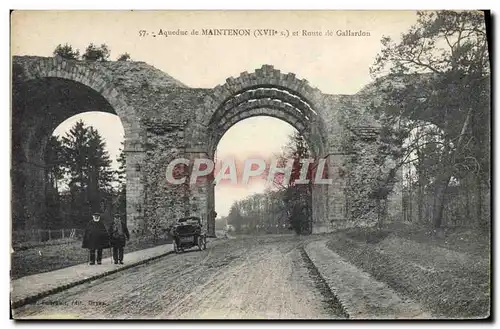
left=203, top=65, right=328, bottom=157
left=12, top=56, right=145, bottom=232
left=196, top=65, right=330, bottom=236
left=15, top=56, right=142, bottom=145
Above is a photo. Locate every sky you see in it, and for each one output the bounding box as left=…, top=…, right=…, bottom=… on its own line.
left=11, top=10, right=420, bottom=217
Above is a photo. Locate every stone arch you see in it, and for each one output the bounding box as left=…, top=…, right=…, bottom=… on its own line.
left=12, top=56, right=145, bottom=232
left=206, top=64, right=324, bottom=113
left=204, top=65, right=328, bottom=158
left=198, top=65, right=330, bottom=236
left=18, top=56, right=143, bottom=149
left=208, top=86, right=318, bottom=126
left=208, top=100, right=312, bottom=156
left=218, top=105, right=308, bottom=135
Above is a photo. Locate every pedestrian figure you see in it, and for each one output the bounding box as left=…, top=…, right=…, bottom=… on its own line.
left=110, top=213, right=130, bottom=265
left=82, top=212, right=110, bottom=265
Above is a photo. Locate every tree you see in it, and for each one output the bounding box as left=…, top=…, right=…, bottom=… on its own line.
left=59, top=120, right=114, bottom=227
left=227, top=203, right=244, bottom=232
left=286, top=132, right=313, bottom=234
left=61, top=120, right=91, bottom=228
left=117, top=53, right=131, bottom=61
left=86, top=127, right=114, bottom=213
left=82, top=43, right=110, bottom=61
left=225, top=189, right=287, bottom=234
left=269, top=131, right=312, bottom=234
left=45, top=136, right=65, bottom=190
left=53, top=43, right=80, bottom=60
left=114, top=144, right=127, bottom=219
left=370, top=11, right=490, bottom=229
left=44, top=136, right=65, bottom=228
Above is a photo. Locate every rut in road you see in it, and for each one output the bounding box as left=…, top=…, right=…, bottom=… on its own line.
left=14, top=236, right=345, bottom=319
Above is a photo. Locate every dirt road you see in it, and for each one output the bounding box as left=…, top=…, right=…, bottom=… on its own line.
left=14, top=235, right=345, bottom=319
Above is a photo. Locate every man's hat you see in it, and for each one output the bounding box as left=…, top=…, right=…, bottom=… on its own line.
left=92, top=212, right=101, bottom=216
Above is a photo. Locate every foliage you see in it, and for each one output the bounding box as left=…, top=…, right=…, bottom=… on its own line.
left=117, top=53, right=131, bottom=61
left=227, top=203, right=244, bottom=232
left=53, top=43, right=80, bottom=60
left=369, top=10, right=490, bottom=229
left=45, top=136, right=65, bottom=187
left=114, top=143, right=127, bottom=219
left=280, top=132, right=312, bottom=234
left=82, top=43, right=111, bottom=61
left=44, top=137, right=65, bottom=229
left=53, top=42, right=123, bottom=62
left=226, top=132, right=312, bottom=235
left=227, top=189, right=288, bottom=234
left=44, top=120, right=115, bottom=229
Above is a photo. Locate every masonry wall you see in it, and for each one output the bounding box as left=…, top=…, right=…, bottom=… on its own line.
left=132, top=87, right=213, bottom=236
left=138, top=120, right=187, bottom=234
left=12, top=56, right=399, bottom=237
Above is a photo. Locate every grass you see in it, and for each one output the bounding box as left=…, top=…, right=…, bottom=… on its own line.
left=11, top=236, right=172, bottom=280
left=326, top=224, right=490, bottom=319
left=12, top=238, right=82, bottom=252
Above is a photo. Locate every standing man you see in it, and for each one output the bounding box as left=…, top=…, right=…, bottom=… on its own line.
left=209, top=209, right=217, bottom=237
left=110, top=213, right=130, bottom=265
left=82, top=212, right=110, bottom=265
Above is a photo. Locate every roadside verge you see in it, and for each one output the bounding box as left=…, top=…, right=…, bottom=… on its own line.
left=303, top=240, right=431, bottom=319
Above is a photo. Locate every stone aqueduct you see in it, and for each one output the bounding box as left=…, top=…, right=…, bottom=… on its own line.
left=12, top=56, right=390, bottom=236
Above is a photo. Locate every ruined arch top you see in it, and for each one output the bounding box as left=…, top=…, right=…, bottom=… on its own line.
left=205, top=64, right=324, bottom=110
left=203, top=65, right=328, bottom=157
